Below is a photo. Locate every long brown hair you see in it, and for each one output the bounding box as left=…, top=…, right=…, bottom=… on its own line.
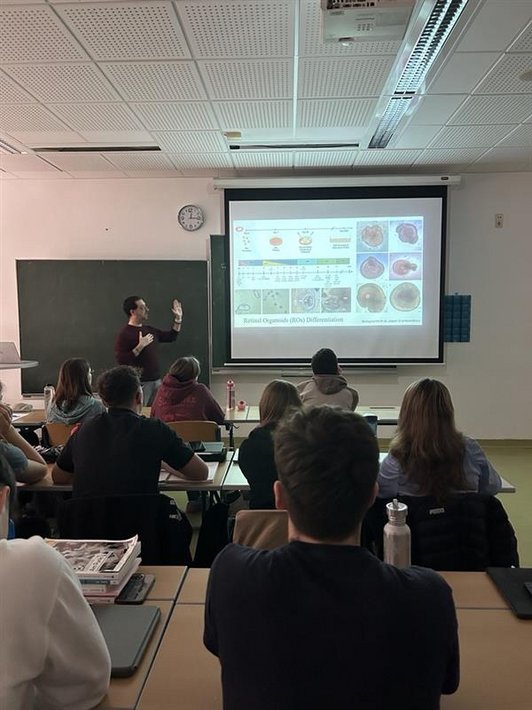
left=389, top=378, right=468, bottom=500
left=259, top=380, right=302, bottom=426
left=54, top=358, right=93, bottom=411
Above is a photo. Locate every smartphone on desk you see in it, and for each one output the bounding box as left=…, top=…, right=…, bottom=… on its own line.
left=115, top=574, right=155, bottom=604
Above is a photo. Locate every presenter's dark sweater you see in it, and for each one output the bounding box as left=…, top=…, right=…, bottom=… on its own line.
left=114, top=324, right=178, bottom=382
left=205, top=542, right=459, bottom=710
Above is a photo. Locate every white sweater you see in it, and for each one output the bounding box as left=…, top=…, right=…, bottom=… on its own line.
left=0, top=536, right=111, bottom=710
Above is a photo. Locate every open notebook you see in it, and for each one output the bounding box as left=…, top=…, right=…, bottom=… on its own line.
left=159, top=460, right=219, bottom=484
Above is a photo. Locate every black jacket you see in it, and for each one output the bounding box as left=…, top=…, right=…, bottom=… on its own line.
left=238, top=424, right=277, bottom=510
left=364, top=493, right=519, bottom=571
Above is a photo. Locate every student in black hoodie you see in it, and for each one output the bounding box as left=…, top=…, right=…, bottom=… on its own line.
left=239, top=380, right=301, bottom=509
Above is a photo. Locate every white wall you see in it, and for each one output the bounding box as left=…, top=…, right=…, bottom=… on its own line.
left=1, top=172, right=531, bottom=438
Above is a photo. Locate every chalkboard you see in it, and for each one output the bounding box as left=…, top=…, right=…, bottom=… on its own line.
left=17, top=260, right=209, bottom=394
left=210, top=235, right=229, bottom=369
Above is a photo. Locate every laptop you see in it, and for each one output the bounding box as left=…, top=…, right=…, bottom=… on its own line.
left=92, top=604, right=161, bottom=677
left=486, top=567, right=532, bottom=619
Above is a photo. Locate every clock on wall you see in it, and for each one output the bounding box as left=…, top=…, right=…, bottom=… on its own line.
left=178, top=204, right=205, bottom=232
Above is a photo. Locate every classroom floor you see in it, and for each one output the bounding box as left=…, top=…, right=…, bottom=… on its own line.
left=177, top=439, right=532, bottom=567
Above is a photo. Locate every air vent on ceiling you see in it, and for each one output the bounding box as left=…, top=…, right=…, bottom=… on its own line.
left=32, top=145, right=161, bottom=153
left=321, top=0, right=416, bottom=42
left=229, top=142, right=359, bottom=151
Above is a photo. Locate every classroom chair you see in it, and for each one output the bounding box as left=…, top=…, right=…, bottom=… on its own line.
left=42, top=422, right=75, bottom=446
left=233, top=510, right=289, bottom=550
left=166, top=420, right=221, bottom=443
left=58, top=494, right=193, bottom=565
left=363, top=493, right=519, bottom=571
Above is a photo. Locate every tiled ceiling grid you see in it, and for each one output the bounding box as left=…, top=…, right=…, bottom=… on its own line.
left=0, top=0, right=530, bottom=179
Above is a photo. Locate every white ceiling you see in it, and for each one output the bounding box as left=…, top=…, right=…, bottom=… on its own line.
left=0, top=0, right=531, bottom=179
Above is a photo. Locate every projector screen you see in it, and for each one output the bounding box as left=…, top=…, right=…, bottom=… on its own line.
left=218, top=186, right=446, bottom=366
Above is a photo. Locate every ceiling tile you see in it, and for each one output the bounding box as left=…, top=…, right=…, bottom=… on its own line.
left=199, top=60, right=293, bottom=100
left=100, top=62, right=207, bottom=101
left=468, top=146, right=532, bottom=171
left=294, top=151, right=356, bottom=167
left=103, top=151, right=178, bottom=174
left=498, top=124, right=532, bottom=147
left=56, top=1, right=190, bottom=61
left=3, top=63, right=119, bottom=102
left=37, top=152, right=125, bottom=177
left=449, top=94, right=532, bottom=125
left=429, top=124, right=518, bottom=149
left=410, top=95, right=466, bottom=125
left=298, top=98, right=377, bottom=128
left=213, top=101, right=292, bottom=130
left=169, top=153, right=234, bottom=169
left=0, top=3, right=87, bottom=62
left=392, top=125, right=442, bottom=150
left=0, top=71, right=38, bottom=103
left=416, top=148, right=485, bottom=166
left=299, top=57, right=393, bottom=98
left=46, top=102, right=144, bottom=132
left=427, top=53, right=500, bottom=94
left=475, top=54, right=532, bottom=95
left=0, top=104, right=70, bottom=132
left=152, top=131, right=227, bottom=153
left=454, top=0, right=532, bottom=52
left=232, top=152, right=293, bottom=168
left=130, top=102, right=218, bottom=131
left=7, top=131, right=85, bottom=147
left=178, top=0, right=294, bottom=58
left=355, top=150, right=422, bottom=166
left=0, top=153, right=67, bottom=177
left=508, top=19, right=532, bottom=52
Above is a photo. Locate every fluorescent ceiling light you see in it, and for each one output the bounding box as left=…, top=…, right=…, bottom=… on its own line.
left=369, top=0, right=471, bottom=148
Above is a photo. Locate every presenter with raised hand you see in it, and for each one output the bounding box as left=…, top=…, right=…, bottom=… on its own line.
left=115, top=296, right=183, bottom=405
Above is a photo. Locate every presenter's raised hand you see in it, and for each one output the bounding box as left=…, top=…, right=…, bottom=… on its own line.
left=172, top=299, right=183, bottom=321
left=138, top=332, right=154, bottom=350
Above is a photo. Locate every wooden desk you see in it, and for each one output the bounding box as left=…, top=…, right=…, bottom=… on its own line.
left=21, top=457, right=234, bottom=494
left=224, top=405, right=401, bottom=425
left=177, top=568, right=210, bottom=604
left=439, top=572, right=510, bottom=610
left=440, top=608, right=532, bottom=709
left=98, top=600, right=172, bottom=710
left=137, top=574, right=532, bottom=710
left=137, top=604, right=221, bottom=710
left=139, top=566, right=187, bottom=602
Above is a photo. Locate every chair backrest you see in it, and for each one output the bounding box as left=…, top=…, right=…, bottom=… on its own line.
left=57, top=494, right=193, bottom=565
left=43, top=422, right=75, bottom=446
left=166, top=420, right=220, bottom=442
left=364, top=493, right=519, bottom=571
left=233, top=509, right=288, bottom=550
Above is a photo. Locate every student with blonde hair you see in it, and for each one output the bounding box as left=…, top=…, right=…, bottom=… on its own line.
left=378, top=378, right=502, bottom=500
left=239, top=380, right=302, bottom=509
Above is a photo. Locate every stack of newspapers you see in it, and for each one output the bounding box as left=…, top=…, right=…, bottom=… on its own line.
left=46, top=535, right=141, bottom=604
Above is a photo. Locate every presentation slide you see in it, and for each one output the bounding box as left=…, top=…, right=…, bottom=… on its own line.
left=226, top=194, right=445, bottom=364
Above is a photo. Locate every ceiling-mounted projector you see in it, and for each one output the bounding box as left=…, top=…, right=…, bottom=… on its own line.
left=321, top=0, right=416, bottom=42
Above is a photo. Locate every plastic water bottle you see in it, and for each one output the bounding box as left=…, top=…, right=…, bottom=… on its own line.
left=43, top=385, right=55, bottom=418
left=383, top=499, right=411, bottom=568
left=226, top=379, right=235, bottom=410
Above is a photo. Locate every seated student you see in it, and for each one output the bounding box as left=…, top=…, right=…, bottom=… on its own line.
left=378, top=378, right=502, bottom=498
left=151, top=356, right=224, bottom=424
left=0, top=453, right=111, bottom=709
left=47, top=358, right=105, bottom=424
left=297, top=347, right=359, bottom=410
left=0, top=384, right=47, bottom=483
left=205, top=406, right=459, bottom=710
left=239, top=380, right=302, bottom=509
left=52, top=365, right=208, bottom=497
